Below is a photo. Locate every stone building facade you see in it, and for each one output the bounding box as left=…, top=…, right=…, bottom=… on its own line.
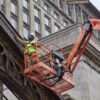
left=0, top=0, right=100, bottom=39
left=0, top=0, right=100, bottom=100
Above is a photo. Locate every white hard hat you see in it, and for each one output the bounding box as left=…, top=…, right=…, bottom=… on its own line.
left=30, top=32, right=35, bottom=36
left=30, top=32, right=38, bottom=40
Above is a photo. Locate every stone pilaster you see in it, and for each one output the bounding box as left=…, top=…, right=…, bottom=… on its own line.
left=17, top=0, right=23, bottom=37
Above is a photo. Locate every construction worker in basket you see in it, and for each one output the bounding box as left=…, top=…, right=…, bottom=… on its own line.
left=51, top=48, right=65, bottom=80
left=17, top=33, right=40, bottom=67
left=43, top=48, right=65, bottom=85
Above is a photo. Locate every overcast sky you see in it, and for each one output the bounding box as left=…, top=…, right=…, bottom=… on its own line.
left=90, top=0, right=100, bottom=11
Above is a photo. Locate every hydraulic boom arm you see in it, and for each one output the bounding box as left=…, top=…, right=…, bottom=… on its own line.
left=65, top=19, right=100, bottom=73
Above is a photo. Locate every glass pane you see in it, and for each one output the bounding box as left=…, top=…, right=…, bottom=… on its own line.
left=54, top=24, right=60, bottom=32
left=45, top=17, right=49, bottom=26
left=44, top=4, right=49, bottom=11
left=11, top=18, right=17, bottom=29
left=63, top=20, right=69, bottom=27
left=35, top=21, right=40, bottom=32
left=1, top=0, right=4, bottom=5
left=34, top=0, right=38, bottom=2
left=11, top=3, right=17, bottom=14
left=23, top=28, right=29, bottom=39
left=23, top=12, right=28, bottom=23
left=23, top=0, right=28, bottom=9
left=44, top=5, right=47, bottom=11
left=54, top=12, right=58, bottom=19
left=44, top=30, right=49, bottom=36
left=34, top=8, right=39, bottom=18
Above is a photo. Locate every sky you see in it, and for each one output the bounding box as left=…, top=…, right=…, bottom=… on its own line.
left=90, top=0, right=100, bottom=11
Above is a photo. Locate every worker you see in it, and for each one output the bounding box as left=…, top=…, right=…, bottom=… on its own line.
left=17, top=34, right=40, bottom=67
left=42, top=48, right=65, bottom=85
left=51, top=49, right=65, bottom=80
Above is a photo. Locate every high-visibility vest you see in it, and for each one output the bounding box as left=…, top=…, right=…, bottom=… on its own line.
left=26, top=40, right=36, bottom=53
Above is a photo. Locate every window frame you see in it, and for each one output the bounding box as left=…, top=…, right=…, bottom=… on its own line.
left=54, top=11, right=59, bottom=20
left=54, top=23, right=60, bottom=32
left=34, top=6, right=40, bottom=19
left=23, top=0, right=29, bottom=9
left=44, top=15, right=51, bottom=27
left=11, top=0, right=17, bottom=15
left=63, top=20, right=69, bottom=27
left=44, top=3, right=50, bottom=12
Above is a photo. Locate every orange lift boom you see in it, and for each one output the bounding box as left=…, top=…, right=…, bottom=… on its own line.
left=24, top=19, right=100, bottom=93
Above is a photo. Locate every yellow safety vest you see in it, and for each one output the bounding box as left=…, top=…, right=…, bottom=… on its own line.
left=25, top=40, right=36, bottom=53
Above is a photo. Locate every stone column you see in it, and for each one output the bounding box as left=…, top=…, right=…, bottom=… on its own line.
left=40, top=10, right=45, bottom=37
left=51, top=18, right=55, bottom=33
left=72, top=5, right=76, bottom=22
left=30, top=0, right=34, bottom=33
left=18, top=0, right=23, bottom=37
left=5, top=0, right=11, bottom=21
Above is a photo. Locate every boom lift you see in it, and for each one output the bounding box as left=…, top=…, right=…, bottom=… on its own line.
left=24, top=19, right=100, bottom=93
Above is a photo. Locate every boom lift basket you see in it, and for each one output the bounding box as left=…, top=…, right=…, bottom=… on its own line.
left=24, top=43, right=75, bottom=93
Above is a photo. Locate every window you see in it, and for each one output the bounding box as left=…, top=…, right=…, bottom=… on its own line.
left=68, top=4, right=73, bottom=17
left=34, top=6, right=41, bottom=34
left=11, top=3, right=17, bottom=14
left=34, top=7, right=40, bottom=18
left=23, top=12, right=29, bottom=23
left=35, top=32, right=41, bottom=39
left=45, top=30, right=50, bottom=36
left=44, top=3, right=49, bottom=12
left=35, top=21, right=40, bottom=33
left=23, top=0, right=28, bottom=9
left=34, top=0, right=40, bottom=3
left=1, top=0, right=5, bottom=13
left=34, top=0, right=38, bottom=2
left=44, top=15, right=50, bottom=26
left=63, top=20, right=69, bottom=27
left=23, top=0, right=29, bottom=24
left=44, top=15, right=51, bottom=36
left=1, top=0, right=4, bottom=5
left=54, top=23, right=60, bottom=32
left=23, top=22, right=30, bottom=39
left=23, top=27, right=29, bottom=39
left=54, top=11, right=59, bottom=20
left=44, top=26, right=51, bottom=36
left=11, top=0, right=17, bottom=29
left=11, top=18, right=17, bottom=29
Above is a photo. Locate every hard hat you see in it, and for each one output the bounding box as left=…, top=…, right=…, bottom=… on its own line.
left=30, top=32, right=35, bottom=36
left=30, top=32, right=38, bottom=40
left=28, top=34, right=35, bottom=41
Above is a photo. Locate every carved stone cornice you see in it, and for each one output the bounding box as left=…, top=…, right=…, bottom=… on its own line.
left=45, top=0, right=74, bottom=23
left=82, top=2, right=100, bottom=18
